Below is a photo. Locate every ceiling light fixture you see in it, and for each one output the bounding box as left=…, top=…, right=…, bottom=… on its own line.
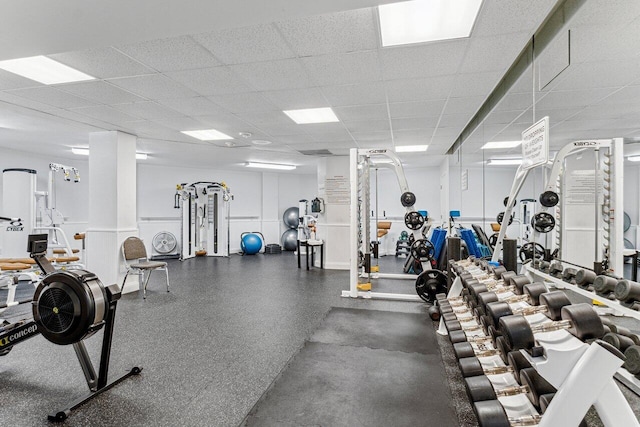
left=245, top=162, right=296, bottom=170
left=378, top=0, right=483, bottom=47
left=487, top=158, right=522, bottom=166
left=395, top=144, right=428, bottom=153
left=0, top=56, right=94, bottom=84
left=181, top=129, right=233, bottom=141
left=72, top=147, right=148, bottom=160
left=481, top=140, right=522, bottom=150
left=627, top=156, right=640, bottom=162
left=283, top=107, right=339, bottom=124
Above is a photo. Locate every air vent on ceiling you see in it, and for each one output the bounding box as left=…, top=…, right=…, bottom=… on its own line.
left=297, top=149, right=333, bottom=156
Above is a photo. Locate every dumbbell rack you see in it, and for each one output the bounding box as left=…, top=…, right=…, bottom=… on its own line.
left=440, top=258, right=640, bottom=427
left=524, top=262, right=640, bottom=398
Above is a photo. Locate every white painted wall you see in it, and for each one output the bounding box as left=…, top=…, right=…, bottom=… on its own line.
left=624, top=163, right=639, bottom=247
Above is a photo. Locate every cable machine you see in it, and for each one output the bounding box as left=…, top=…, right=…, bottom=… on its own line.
left=174, top=182, right=233, bottom=260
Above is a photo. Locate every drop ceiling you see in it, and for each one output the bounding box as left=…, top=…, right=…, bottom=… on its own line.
left=0, top=0, right=562, bottom=172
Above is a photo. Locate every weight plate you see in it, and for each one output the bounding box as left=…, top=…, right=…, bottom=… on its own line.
left=404, top=211, right=425, bottom=230
left=400, top=191, right=416, bottom=207
left=624, top=212, right=631, bottom=232
left=519, top=242, right=545, bottom=262
left=410, top=239, right=435, bottom=261
left=539, top=190, right=560, bottom=208
left=532, top=212, right=555, bottom=233
left=624, top=346, right=640, bottom=374
left=496, top=212, right=513, bottom=226
left=415, top=269, right=448, bottom=303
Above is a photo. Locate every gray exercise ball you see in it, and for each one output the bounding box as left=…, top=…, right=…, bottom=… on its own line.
left=281, top=229, right=298, bottom=251
left=283, top=207, right=299, bottom=229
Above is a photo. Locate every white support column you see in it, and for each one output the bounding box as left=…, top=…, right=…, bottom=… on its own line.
left=86, top=131, right=138, bottom=293
left=440, top=156, right=450, bottom=226
left=317, top=156, right=351, bottom=270
left=261, top=172, right=280, bottom=244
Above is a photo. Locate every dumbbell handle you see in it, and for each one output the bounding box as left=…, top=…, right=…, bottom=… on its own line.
left=530, top=319, right=572, bottom=334
left=484, top=365, right=514, bottom=376
left=513, top=305, right=548, bottom=316
left=449, top=285, right=516, bottom=304
left=453, top=294, right=531, bottom=312
left=494, top=384, right=529, bottom=398
left=508, top=415, right=542, bottom=426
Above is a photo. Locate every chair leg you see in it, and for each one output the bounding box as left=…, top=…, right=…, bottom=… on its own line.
left=122, top=271, right=130, bottom=290
left=142, top=270, right=151, bottom=299
left=164, top=268, right=170, bottom=293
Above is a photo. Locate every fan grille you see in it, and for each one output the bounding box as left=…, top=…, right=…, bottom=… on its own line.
left=38, top=287, right=75, bottom=333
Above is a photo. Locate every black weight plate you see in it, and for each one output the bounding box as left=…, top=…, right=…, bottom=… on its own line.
left=507, top=350, right=532, bottom=384
left=532, top=212, right=555, bottom=233
left=474, top=400, right=510, bottom=427
left=561, top=304, right=604, bottom=342
left=503, top=196, right=517, bottom=208
left=411, top=239, right=435, bottom=261
left=465, top=375, right=497, bottom=402
left=415, top=269, right=448, bottom=303
left=496, top=212, right=513, bottom=226
left=404, top=211, right=425, bottom=230
left=449, top=330, right=469, bottom=344
left=520, top=367, right=556, bottom=409
left=400, top=191, right=416, bottom=207
left=499, top=315, right=534, bottom=351
left=523, top=282, right=548, bottom=305
left=624, top=346, right=640, bottom=374
left=459, top=356, right=485, bottom=377
left=540, top=190, right=559, bottom=208
left=453, top=341, right=476, bottom=359
left=538, top=291, right=571, bottom=320
left=486, top=302, right=513, bottom=329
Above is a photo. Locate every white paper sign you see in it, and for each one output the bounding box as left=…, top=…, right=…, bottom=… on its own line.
left=521, top=116, right=549, bottom=170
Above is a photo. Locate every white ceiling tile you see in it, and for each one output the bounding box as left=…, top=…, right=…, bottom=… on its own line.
left=309, top=130, right=354, bottom=142
left=493, top=92, right=534, bottom=111
left=392, top=116, right=439, bottom=130
left=459, top=32, right=530, bottom=74
left=151, top=116, right=205, bottom=132
left=0, top=91, right=61, bottom=113
left=449, top=72, right=500, bottom=97
left=569, top=0, right=640, bottom=27
left=443, top=96, right=485, bottom=116
left=48, top=47, right=154, bottom=79
left=229, top=59, right=312, bottom=91
left=482, top=109, right=527, bottom=125
left=552, top=59, right=640, bottom=91
left=535, top=88, right=614, bottom=110
left=156, top=97, right=227, bottom=116
left=234, top=110, right=292, bottom=126
left=321, top=82, right=387, bottom=106
left=108, top=74, right=198, bottom=100
left=0, top=69, right=44, bottom=91
left=392, top=129, right=433, bottom=144
left=254, top=123, right=308, bottom=137
left=438, top=114, right=471, bottom=128
left=120, top=120, right=173, bottom=137
left=571, top=25, right=640, bottom=64
left=379, top=40, right=467, bottom=80
left=193, top=114, right=259, bottom=136
left=208, top=92, right=276, bottom=113
left=260, top=88, right=328, bottom=110
left=299, top=122, right=348, bottom=135
left=69, top=105, right=140, bottom=124
left=116, top=35, right=220, bottom=72
left=192, top=24, right=295, bottom=65
left=434, top=127, right=463, bottom=137
left=271, top=134, right=317, bottom=143
left=344, top=120, right=389, bottom=133
left=165, top=67, right=252, bottom=96
left=389, top=100, right=445, bottom=118
left=57, top=80, right=144, bottom=105
left=386, top=76, right=455, bottom=102
left=350, top=130, right=392, bottom=143
left=302, top=51, right=381, bottom=86
left=6, top=86, right=99, bottom=109
left=472, top=0, right=558, bottom=37
left=334, top=104, right=388, bottom=122
left=112, top=101, right=182, bottom=120
left=277, top=8, right=377, bottom=56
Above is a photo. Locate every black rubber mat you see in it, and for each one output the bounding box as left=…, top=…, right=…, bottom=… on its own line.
left=244, top=307, right=458, bottom=427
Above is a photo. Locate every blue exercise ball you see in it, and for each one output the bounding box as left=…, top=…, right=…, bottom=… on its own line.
left=283, top=207, right=299, bottom=229
left=241, top=233, right=263, bottom=255
left=281, top=229, right=298, bottom=251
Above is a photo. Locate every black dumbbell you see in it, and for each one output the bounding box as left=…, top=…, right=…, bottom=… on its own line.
left=507, top=350, right=532, bottom=383
left=519, top=367, right=557, bottom=409
left=562, top=267, right=578, bottom=284
left=538, top=260, right=551, bottom=273
left=498, top=303, right=604, bottom=352
left=575, top=269, right=597, bottom=290
left=624, top=345, right=640, bottom=375
left=483, top=291, right=571, bottom=332
left=458, top=355, right=515, bottom=378
left=464, top=375, right=531, bottom=403
left=602, top=332, right=636, bottom=352
left=474, top=400, right=541, bottom=427
left=548, top=261, right=564, bottom=278
left=593, top=275, right=618, bottom=298
left=614, top=279, right=640, bottom=308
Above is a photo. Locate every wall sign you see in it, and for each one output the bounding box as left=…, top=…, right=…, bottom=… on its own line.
left=521, top=116, right=549, bottom=170
left=325, top=175, right=350, bottom=204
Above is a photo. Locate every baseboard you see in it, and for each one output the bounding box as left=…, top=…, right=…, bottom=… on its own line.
left=324, top=261, right=350, bottom=270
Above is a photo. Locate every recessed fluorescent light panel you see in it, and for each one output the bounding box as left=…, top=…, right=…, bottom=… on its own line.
left=481, top=140, right=522, bottom=150
left=379, top=0, right=483, bottom=47
left=487, top=158, right=522, bottom=166
left=283, top=107, right=339, bottom=124
left=395, top=145, right=428, bottom=153
left=181, top=129, right=233, bottom=141
left=245, top=162, right=296, bottom=171
left=0, top=56, right=94, bottom=84
left=72, top=147, right=148, bottom=159
left=628, top=156, right=640, bottom=162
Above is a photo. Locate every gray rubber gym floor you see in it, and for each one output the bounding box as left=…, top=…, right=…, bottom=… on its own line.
left=1, top=253, right=640, bottom=426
